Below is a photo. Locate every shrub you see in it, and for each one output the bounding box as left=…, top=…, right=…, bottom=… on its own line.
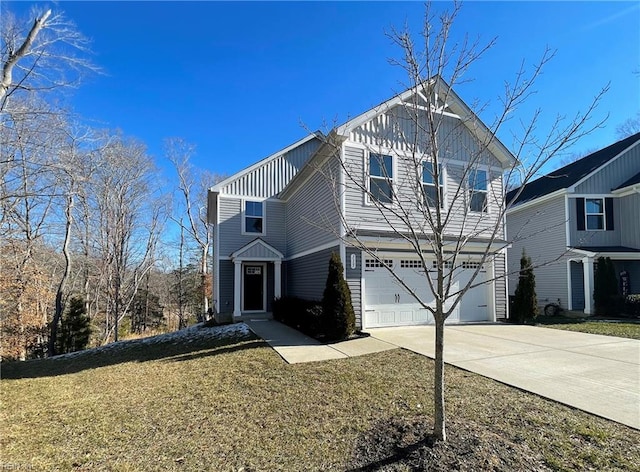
left=593, top=257, right=619, bottom=316
left=625, top=294, right=640, bottom=317
left=322, top=252, right=355, bottom=341
left=272, top=296, right=323, bottom=337
left=511, top=249, right=537, bottom=324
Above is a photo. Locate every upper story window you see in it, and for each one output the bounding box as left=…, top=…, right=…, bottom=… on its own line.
left=468, top=169, right=488, bottom=213
left=585, top=198, right=604, bottom=230
left=244, top=200, right=264, bottom=234
left=422, top=162, right=444, bottom=208
left=369, top=153, right=393, bottom=204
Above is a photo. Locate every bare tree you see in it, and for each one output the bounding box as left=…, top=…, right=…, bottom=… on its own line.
left=311, top=2, right=606, bottom=441
left=166, top=138, right=226, bottom=319
left=616, top=111, right=640, bottom=139
left=1, top=6, right=97, bottom=111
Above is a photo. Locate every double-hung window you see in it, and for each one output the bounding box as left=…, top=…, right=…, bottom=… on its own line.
left=422, top=162, right=444, bottom=208
left=244, top=200, right=264, bottom=234
left=468, top=169, right=488, bottom=213
left=585, top=198, right=604, bottom=230
left=369, top=153, right=393, bottom=204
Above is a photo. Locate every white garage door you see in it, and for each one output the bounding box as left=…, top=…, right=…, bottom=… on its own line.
left=363, top=257, right=490, bottom=328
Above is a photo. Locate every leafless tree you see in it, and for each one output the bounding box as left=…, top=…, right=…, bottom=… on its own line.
left=166, top=138, right=226, bottom=319
left=312, top=1, right=606, bottom=441
left=1, top=6, right=97, bottom=111
left=616, top=111, right=640, bottom=139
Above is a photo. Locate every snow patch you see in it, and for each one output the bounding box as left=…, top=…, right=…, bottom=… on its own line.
left=51, top=323, right=252, bottom=360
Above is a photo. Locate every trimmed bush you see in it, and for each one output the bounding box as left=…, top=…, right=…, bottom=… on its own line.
left=272, top=296, right=323, bottom=337
left=322, top=252, right=355, bottom=341
left=593, top=257, right=619, bottom=316
left=625, top=294, right=640, bottom=317
left=511, top=249, right=537, bottom=324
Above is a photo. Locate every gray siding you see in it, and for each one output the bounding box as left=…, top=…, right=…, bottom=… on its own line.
left=218, top=198, right=286, bottom=257
left=345, top=247, right=363, bottom=329
left=574, top=143, right=640, bottom=194
left=494, top=252, right=507, bottom=319
left=570, top=261, right=585, bottom=310
left=285, top=158, right=341, bottom=256
left=506, top=194, right=570, bottom=307
left=620, top=193, right=640, bottom=249
left=285, top=246, right=339, bottom=301
left=568, top=197, right=621, bottom=247
left=218, top=260, right=235, bottom=314
left=219, top=137, right=321, bottom=198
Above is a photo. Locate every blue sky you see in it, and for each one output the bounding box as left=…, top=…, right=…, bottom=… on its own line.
left=5, top=1, right=640, bottom=180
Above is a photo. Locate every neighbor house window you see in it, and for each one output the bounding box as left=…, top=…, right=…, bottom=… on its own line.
left=369, top=153, right=393, bottom=204
left=585, top=198, right=604, bottom=230
left=244, top=200, right=264, bottom=234
left=468, top=169, right=488, bottom=213
left=423, top=162, right=444, bottom=208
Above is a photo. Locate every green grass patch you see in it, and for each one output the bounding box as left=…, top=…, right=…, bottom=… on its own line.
left=2, top=324, right=639, bottom=471
left=534, top=316, right=640, bottom=339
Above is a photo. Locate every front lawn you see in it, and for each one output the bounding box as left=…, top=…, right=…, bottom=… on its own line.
left=534, top=315, right=640, bottom=340
left=2, top=323, right=639, bottom=471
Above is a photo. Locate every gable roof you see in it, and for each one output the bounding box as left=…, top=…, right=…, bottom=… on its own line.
left=615, top=170, right=640, bottom=191
left=336, top=75, right=517, bottom=169
left=508, top=132, right=640, bottom=206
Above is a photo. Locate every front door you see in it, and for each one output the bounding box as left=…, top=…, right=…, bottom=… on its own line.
left=243, top=264, right=264, bottom=311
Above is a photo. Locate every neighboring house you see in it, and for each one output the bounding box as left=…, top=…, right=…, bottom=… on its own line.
left=506, top=132, right=640, bottom=315
left=207, top=77, right=516, bottom=329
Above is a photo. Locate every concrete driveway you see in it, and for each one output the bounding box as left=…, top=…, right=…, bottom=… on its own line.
left=368, top=324, right=640, bottom=430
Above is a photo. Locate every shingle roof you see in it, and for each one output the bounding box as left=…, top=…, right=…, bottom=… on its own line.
left=615, top=170, right=640, bottom=190
left=507, top=132, right=640, bottom=206
left=572, top=246, right=640, bottom=254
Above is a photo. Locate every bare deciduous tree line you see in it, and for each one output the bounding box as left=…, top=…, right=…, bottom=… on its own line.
left=1, top=6, right=214, bottom=360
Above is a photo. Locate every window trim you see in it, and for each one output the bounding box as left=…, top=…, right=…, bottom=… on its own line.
left=366, top=152, right=395, bottom=206
left=242, top=199, right=266, bottom=235
left=585, top=197, right=605, bottom=231
left=422, top=161, right=446, bottom=209
left=468, top=168, right=489, bottom=213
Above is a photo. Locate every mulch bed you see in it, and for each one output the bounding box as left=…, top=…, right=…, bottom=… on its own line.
left=348, top=416, right=550, bottom=471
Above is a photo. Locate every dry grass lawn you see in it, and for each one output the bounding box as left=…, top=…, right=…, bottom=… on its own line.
left=2, top=324, right=639, bottom=471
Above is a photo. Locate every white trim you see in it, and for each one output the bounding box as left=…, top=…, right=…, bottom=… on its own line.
left=215, top=192, right=221, bottom=314
left=503, top=247, right=510, bottom=320
left=286, top=240, right=341, bottom=261
left=421, top=160, right=447, bottom=210
left=567, top=138, right=640, bottom=193
left=230, top=238, right=284, bottom=261
left=365, top=150, right=395, bottom=206
left=489, top=256, right=497, bottom=322
left=349, top=235, right=507, bottom=254
left=584, top=197, right=606, bottom=231
left=566, top=259, right=573, bottom=311
left=612, top=184, right=640, bottom=197
left=241, top=262, right=267, bottom=313
left=569, top=248, right=640, bottom=260
left=468, top=167, right=489, bottom=214
left=583, top=257, right=594, bottom=315
left=211, top=133, right=318, bottom=192
left=360, top=250, right=366, bottom=329
left=507, top=189, right=567, bottom=215
left=564, top=194, right=571, bottom=248
left=241, top=199, right=266, bottom=236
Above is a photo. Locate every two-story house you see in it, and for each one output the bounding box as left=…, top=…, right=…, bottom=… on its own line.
left=506, top=132, right=640, bottom=315
left=207, top=77, right=516, bottom=329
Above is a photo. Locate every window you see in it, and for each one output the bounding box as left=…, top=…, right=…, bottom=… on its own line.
left=468, top=169, right=488, bottom=213
left=422, top=162, right=444, bottom=208
left=365, top=258, right=393, bottom=268
left=585, top=198, right=604, bottom=230
left=400, top=260, right=423, bottom=269
left=244, top=200, right=264, bottom=234
left=369, top=153, right=393, bottom=204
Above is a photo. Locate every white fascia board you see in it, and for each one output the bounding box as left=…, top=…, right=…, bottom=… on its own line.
left=506, top=189, right=567, bottom=215
left=211, top=133, right=319, bottom=192
left=567, top=139, right=640, bottom=193
left=350, top=236, right=507, bottom=253
left=567, top=247, right=640, bottom=260
left=612, top=184, right=640, bottom=197
left=230, top=238, right=284, bottom=261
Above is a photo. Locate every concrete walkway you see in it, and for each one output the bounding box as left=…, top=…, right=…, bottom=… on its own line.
left=245, top=319, right=639, bottom=429
left=369, top=325, right=640, bottom=430
left=244, top=318, right=396, bottom=364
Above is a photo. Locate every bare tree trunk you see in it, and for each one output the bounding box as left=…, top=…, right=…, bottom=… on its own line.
left=433, top=314, right=446, bottom=442
left=49, top=190, right=73, bottom=356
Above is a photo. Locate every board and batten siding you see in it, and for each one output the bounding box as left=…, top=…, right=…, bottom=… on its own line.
left=573, top=143, right=640, bottom=194
left=219, top=138, right=321, bottom=198
left=506, top=194, right=569, bottom=307
left=285, top=158, right=341, bottom=257
left=285, top=246, right=339, bottom=301
left=568, top=197, right=621, bottom=247
left=620, top=193, right=640, bottom=249
left=345, top=247, right=363, bottom=329
left=218, top=197, right=286, bottom=257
